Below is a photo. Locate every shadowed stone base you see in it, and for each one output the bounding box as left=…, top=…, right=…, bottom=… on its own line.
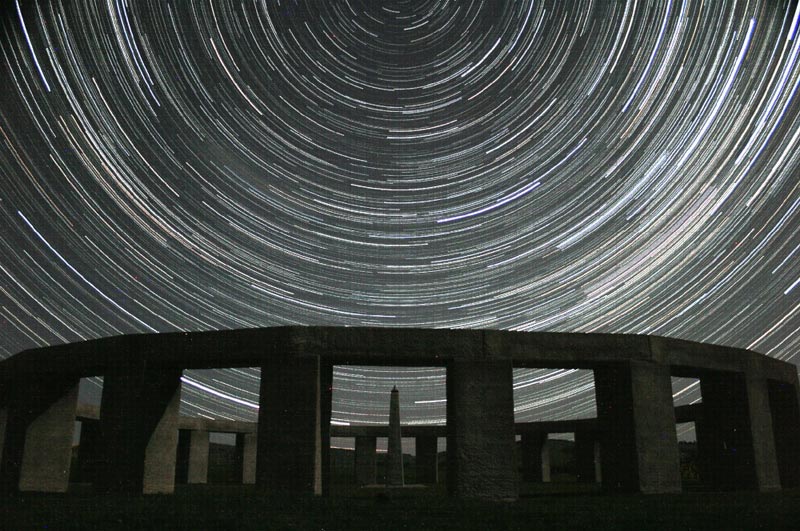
left=95, top=364, right=182, bottom=494
left=595, top=361, right=681, bottom=493
left=0, top=377, right=79, bottom=492
left=447, top=359, right=518, bottom=500
left=355, top=436, right=377, bottom=486
left=257, top=355, right=321, bottom=494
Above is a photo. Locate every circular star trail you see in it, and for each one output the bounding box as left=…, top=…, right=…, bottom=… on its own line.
left=1, top=1, right=800, bottom=429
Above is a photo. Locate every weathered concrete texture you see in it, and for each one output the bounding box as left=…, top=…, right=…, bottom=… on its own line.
left=416, top=435, right=438, bottom=484
left=698, top=372, right=781, bottom=491
left=95, top=365, right=182, bottom=494
left=520, top=432, right=550, bottom=482
left=386, top=386, right=404, bottom=486
left=176, top=429, right=209, bottom=484
left=257, top=355, right=321, bottom=494
left=594, top=361, right=681, bottom=493
left=768, top=379, right=800, bottom=487
left=744, top=376, right=781, bottom=491
left=239, top=433, right=257, bottom=484
left=447, top=359, right=518, bottom=500
left=0, top=377, right=79, bottom=493
left=354, top=436, right=377, bottom=486
left=575, top=430, right=601, bottom=483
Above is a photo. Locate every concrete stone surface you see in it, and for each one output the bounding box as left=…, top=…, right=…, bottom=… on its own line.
left=595, top=361, right=681, bottom=493
left=18, top=379, right=79, bottom=492
left=320, top=362, right=333, bottom=496
left=257, top=354, right=321, bottom=494
left=0, top=376, right=79, bottom=493
left=415, top=435, right=438, bottom=484
left=354, top=435, right=377, bottom=486
left=174, top=429, right=209, bottom=485
left=446, top=359, right=518, bottom=500
left=521, top=432, right=550, bottom=483
left=0, top=326, right=796, bottom=498
left=744, top=375, right=781, bottom=491
left=767, top=378, right=800, bottom=487
left=699, top=372, right=761, bottom=490
left=241, top=433, right=257, bottom=484
left=94, top=364, right=182, bottom=494
left=75, top=419, right=102, bottom=484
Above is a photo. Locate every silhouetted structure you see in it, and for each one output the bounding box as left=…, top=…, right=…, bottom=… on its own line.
left=1, top=327, right=798, bottom=499
left=386, top=386, right=404, bottom=486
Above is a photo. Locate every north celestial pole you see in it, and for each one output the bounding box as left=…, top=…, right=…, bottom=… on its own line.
left=1, top=1, right=799, bottom=430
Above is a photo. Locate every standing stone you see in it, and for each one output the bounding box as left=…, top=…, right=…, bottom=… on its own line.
left=446, top=359, right=518, bottom=500
left=176, top=429, right=209, bottom=485
left=240, top=433, right=257, bottom=484
left=0, top=376, right=80, bottom=493
left=698, top=371, right=781, bottom=491
left=257, top=354, right=322, bottom=494
left=416, top=435, right=438, bottom=484
left=354, top=436, right=377, bottom=486
left=594, top=361, right=681, bottom=493
left=767, top=378, right=800, bottom=487
left=95, top=364, right=182, bottom=494
left=521, top=432, right=550, bottom=483
left=386, top=386, right=404, bottom=486
left=320, top=362, right=333, bottom=496
left=187, top=430, right=210, bottom=484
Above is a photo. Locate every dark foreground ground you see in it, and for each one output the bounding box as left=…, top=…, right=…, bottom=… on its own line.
left=3, top=484, right=799, bottom=530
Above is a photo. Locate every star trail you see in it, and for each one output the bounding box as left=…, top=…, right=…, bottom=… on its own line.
left=1, top=1, right=800, bottom=429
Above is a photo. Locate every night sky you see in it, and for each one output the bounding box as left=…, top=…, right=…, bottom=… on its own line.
left=1, top=1, right=799, bottom=430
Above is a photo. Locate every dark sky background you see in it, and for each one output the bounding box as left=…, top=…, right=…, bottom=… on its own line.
left=1, top=1, right=799, bottom=433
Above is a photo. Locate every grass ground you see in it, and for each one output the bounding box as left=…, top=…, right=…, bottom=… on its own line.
left=2, top=484, right=799, bottom=530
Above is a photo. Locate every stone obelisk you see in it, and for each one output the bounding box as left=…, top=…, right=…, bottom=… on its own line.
left=386, top=386, right=404, bottom=486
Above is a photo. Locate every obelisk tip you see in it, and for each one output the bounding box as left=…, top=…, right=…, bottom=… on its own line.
left=392, top=385, right=398, bottom=392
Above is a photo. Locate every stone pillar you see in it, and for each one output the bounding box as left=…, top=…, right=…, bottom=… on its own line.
left=698, top=372, right=781, bottom=491
left=594, top=361, right=681, bottom=493
left=240, top=433, right=257, bottom=484
left=95, top=364, right=182, bottom=494
left=386, top=386, right=404, bottom=486
left=446, top=359, right=518, bottom=500
left=257, top=355, right=321, bottom=494
left=744, top=375, right=781, bottom=491
left=575, top=430, right=600, bottom=483
left=320, top=362, right=333, bottom=496
left=75, top=419, right=102, bottom=484
left=354, top=436, right=377, bottom=486
left=768, top=378, right=800, bottom=488
left=416, top=435, right=438, bottom=484
left=183, top=430, right=209, bottom=484
left=520, top=432, right=550, bottom=482
left=0, top=376, right=79, bottom=493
